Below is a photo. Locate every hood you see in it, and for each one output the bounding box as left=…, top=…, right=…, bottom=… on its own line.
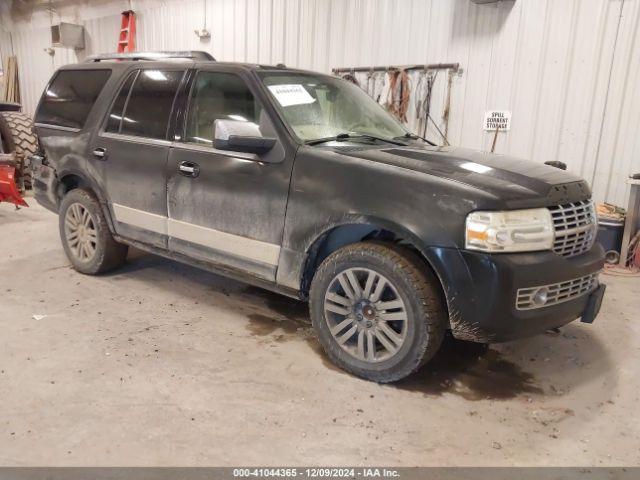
left=334, top=144, right=591, bottom=205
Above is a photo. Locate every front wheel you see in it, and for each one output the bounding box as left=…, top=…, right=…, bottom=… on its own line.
left=309, top=242, right=446, bottom=383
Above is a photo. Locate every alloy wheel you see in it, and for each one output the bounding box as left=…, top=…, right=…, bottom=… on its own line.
left=323, top=267, right=408, bottom=363
left=64, top=202, right=98, bottom=262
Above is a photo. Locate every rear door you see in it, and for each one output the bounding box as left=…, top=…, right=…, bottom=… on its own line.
left=91, top=67, right=186, bottom=248
left=166, top=68, right=292, bottom=281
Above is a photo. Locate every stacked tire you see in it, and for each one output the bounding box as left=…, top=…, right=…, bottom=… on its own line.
left=0, top=111, right=38, bottom=189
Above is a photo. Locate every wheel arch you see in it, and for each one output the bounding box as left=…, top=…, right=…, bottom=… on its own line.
left=57, top=169, right=117, bottom=234
left=299, top=217, right=450, bottom=321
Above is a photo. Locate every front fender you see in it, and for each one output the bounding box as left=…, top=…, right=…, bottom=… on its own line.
left=302, top=213, right=434, bottom=257
left=276, top=212, right=456, bottom=303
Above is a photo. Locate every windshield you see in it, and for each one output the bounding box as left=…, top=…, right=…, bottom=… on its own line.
left=259, top=72, right=408, bottom=143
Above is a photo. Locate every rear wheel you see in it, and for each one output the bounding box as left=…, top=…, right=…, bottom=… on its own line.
left=309, top=242, right=446, bottom=383
left=0, top=111, right=38, bottom=188
left=59, top=189, right=128, bottom=274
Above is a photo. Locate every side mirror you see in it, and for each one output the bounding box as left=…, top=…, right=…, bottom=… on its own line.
left=213, top=119, right=277, bottom=155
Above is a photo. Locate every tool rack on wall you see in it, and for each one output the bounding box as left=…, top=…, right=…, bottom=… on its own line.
left=332, top=63, right=461, bottom=146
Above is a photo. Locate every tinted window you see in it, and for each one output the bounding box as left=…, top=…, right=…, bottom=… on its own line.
left=185, top=72, right=262, bottom=145
left=36, top=69, right=111, bottom=129
left=120, top=69, right=184, bottom=139
left=105, top=71, right=137, bottom=133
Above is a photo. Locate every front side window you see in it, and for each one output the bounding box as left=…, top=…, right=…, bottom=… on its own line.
left=35, top=69, right=111, bottom=129
left=118, top=69, right=184, bottom=140
left=259, top=73, right=407, bottom=142
left=184, top=71, right=263, bottom=145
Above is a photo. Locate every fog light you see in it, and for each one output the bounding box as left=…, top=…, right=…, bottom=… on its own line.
left=532, top=287, right=549, bottom=307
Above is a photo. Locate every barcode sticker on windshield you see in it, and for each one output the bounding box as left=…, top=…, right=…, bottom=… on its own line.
left=268, top=84, right=315, bottom=107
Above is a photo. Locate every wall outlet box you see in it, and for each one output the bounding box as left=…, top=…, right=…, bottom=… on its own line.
left=195, top=28, right=211, bottom=39
left=51, top=23, right=85, bottom=49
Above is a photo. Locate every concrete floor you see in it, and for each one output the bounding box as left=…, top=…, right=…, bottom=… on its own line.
left=1, top=201, right=639, bottom=466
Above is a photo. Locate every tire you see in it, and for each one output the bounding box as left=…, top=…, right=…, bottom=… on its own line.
left=59, top=189, right=128, bottom=274
left=0, top=111, right=38, bottom=188
left=309, top=241, right=446, bottom=383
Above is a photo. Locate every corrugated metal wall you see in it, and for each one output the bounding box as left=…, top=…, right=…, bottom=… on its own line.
left=1, top=0, right=639, bottom=206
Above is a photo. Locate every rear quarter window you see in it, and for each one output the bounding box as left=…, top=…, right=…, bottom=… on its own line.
left=35, top=69, right=111, bottom=130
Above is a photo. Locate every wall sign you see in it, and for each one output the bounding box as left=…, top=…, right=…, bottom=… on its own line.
left=484, top=110, right=511, bottom=131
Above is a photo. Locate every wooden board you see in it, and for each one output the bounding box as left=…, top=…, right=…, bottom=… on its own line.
left=1, top=56, right=20, bottom=103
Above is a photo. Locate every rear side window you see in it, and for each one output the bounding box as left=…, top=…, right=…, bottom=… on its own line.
left=36, top=69, right=111, bottom=129
left=105, top=71, right=137, bottom=133
left=118, top=69, right=184, bottom=140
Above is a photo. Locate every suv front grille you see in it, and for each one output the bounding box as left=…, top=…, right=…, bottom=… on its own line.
left=516, top=273, right=599, bottom=310
left=548, top=200, right=596, bottom=257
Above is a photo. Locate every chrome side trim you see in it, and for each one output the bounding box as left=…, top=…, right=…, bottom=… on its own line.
left=99, top=131, right=172, bottom=147
left=112, top=204, right=168, bottom=235
left=34, top=123, right=81, bottom=133
left=170, top=142, right=258, bottom=161
left=167, top=218, right=280, bottom=266
left=516, top=273, right=599, bottom=311
left=111, top=203, right=280, bottom=266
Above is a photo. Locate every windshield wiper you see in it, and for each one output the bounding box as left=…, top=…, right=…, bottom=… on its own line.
left=306, top=132, right=407, bottom=146
left=393, top=132, right=438, bottom=147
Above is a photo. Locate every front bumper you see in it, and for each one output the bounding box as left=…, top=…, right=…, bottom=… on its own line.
left=426, top=244, right=605, bottom=343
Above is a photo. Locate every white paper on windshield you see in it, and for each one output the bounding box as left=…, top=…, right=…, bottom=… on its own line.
left=268, top=84, right=315, bottom=107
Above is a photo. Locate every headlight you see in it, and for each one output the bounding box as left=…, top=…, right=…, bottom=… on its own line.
left=465, top=208, right=554, bottom=252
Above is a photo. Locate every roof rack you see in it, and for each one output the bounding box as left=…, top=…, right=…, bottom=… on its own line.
left=84, top=51, right=216, bottom=62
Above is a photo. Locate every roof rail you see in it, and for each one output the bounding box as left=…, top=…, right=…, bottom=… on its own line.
left=84, top=51, right=216, bottom=62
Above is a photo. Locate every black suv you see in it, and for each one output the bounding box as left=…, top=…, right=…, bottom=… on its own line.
left=31, top=51, right=605, bottom=383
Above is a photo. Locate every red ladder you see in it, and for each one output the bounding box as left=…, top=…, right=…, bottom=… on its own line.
left=117, top=10, right=136, bottom=53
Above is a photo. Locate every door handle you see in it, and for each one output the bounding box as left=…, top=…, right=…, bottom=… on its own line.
left=93, top=147, right=107, bottom=160
left=179, top=161, right=200, bottom=178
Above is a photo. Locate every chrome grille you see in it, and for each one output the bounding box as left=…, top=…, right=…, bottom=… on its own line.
left=516, top=273, right=598, bottom=310
left=548, top=200, right=596, bottom=257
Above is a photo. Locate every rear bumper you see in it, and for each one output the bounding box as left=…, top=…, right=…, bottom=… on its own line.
left=426, top=245, right=605, bottom=343
left=31, top=162, right=59, bottom=213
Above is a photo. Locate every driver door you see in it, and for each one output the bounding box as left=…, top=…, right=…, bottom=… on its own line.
left=166, top=69, right=291, bottom=281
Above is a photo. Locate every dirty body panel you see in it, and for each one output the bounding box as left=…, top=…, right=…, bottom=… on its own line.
left=32, top=60, right=605, bottom=345
left=276, top=140, right=602, bottom=341
left=33, top=62, right=132, bottom=217
left=165, top=66, right=296, bottom=282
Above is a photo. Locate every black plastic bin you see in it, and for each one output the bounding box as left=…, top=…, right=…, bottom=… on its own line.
left=596, top=217, right=625, bottom=263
